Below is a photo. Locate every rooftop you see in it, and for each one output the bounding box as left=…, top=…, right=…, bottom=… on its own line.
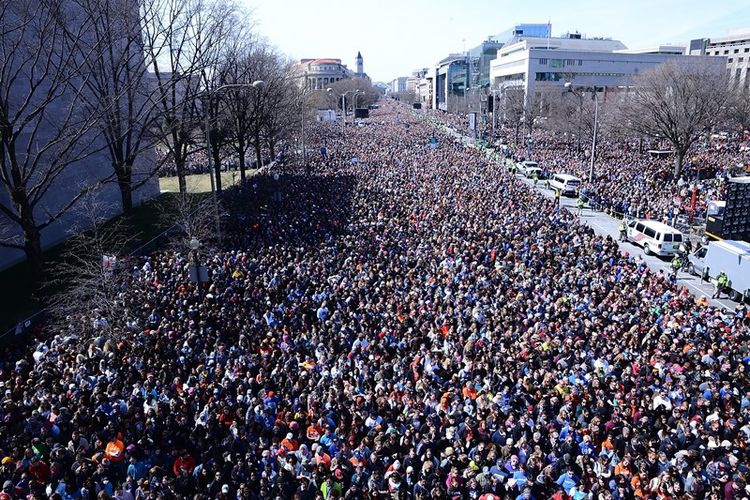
left=615, top=45, right=686, bottom=55
left=498, top=36, right=627, bottom=55
left=300, top=58, right=343, bottom=65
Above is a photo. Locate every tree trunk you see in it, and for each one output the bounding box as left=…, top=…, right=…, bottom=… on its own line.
left=212, top=145, right=222, bottom=192
left=254, top=137, right=262, bottom=170
left=674, top=148, right=686, bottom=179
left=21, top=217, right=43, bottom=284
left=116, top=166, right=133, bottom=212
left=267, top=137, right=275, bottom=162
left=238, top=138, right=246, bottom=182
left=175, top=157, right=187, bottom=193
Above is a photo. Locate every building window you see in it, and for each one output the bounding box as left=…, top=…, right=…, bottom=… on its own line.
left=746, top=48, right=750, bottom=53
left=539, top=58, right=547, bottom=65
left=735, top=49, right=740, bottom=53
left=535, top=72, right=562, bottom=81
left=740, top=57, right=745, bottom=63
left=715, top=51, right=720, bottom=55
left=549, top=59, right=564, bottom=68
left=729, top=58, right=734, bottom=63
left=578, top=60, right=583, bottom=66
left=724, top=50, right=729, bottom=54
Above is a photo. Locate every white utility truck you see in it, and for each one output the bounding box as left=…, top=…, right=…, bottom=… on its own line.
left=687, top=240, right=750, bottom=301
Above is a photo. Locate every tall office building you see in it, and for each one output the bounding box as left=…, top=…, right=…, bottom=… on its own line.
left=689, top=30, right=750, bottom=87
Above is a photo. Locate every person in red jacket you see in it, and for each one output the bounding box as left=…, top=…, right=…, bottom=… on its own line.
left=28, top=455, right=49, bottom=484
left=173, top=450, right=196, bottom=476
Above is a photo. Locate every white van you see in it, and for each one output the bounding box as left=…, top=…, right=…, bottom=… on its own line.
left=546, top=174, right=581, bottom=196
left=626, top=219, right=684, bottom=256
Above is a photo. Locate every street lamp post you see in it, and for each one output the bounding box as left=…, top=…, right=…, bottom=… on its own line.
left=490, top=88, right=503, bottom=139
left=327, top=88, right=359, bottom=135
left=589, top=89, right=599, bottom=184
left=188, top=236, right=202, bottom=294
left=202, top=80, right=265, bottom=243
left=353, top=89, right=361, bottom=116
left=526, top=134, right=534, bottom=161
left=565, top=82, right=599, bottom=183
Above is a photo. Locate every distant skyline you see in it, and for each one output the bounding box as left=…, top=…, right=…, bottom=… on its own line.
left=241, top=0, right=750, bottom=82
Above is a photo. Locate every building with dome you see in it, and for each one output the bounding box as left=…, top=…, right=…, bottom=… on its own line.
left=297, top=52, right=369, bottom=90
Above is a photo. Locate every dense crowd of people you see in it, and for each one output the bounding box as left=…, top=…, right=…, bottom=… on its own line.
left=428, top=107, right=749, bottom=225
left=0, top=101, right=749, bottom=500
left=156, top=150, right=274, bottom=179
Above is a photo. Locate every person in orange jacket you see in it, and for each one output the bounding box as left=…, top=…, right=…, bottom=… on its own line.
left=281, top=432, right=299, bottom=452
left=104, top=433, right=125, bottom=463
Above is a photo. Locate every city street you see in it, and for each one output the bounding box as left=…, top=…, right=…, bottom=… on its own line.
left=432, top=117, right=741, bottom=311
left=516, top=174, right=739, bottom=309
left=2, top=0, right=750, bottom=497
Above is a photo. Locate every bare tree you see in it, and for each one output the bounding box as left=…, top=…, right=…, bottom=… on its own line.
left=245, top=46, right=285, bottom=170
left=257, top=57, right=302, bottom=161
left=392, top=90, right=419, bottom=105
left=620, top=59, right=729, bottom=178
left=327, top=77, right=380, bottom=112
left=158, top=190, right=216, bottom=246
left=0, top=0, right=104, bottom=281
left=546, top=88, right=583, bottom=150
left=726, top=84, right=750, bottom=133
left=501, top=88, right=546, bottom=145
left=221, top=42, right=265, bottom=181
left=64, top=0, right=159, bottom=212
left=197, top=2, right=248, bottom=193
left=547, top=87, right=619, bottom=154
left=141, top=0, right=237, bottom=193
left=45, top=189, right=138, bottom=340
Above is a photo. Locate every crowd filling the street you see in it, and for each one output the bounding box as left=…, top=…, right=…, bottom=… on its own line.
left=2, top=100, right=750, bottom=500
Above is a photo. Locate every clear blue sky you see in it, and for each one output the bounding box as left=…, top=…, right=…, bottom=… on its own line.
left=241, top=0, right=750, bottom=83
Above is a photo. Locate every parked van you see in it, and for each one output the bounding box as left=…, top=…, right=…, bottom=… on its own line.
left=626, top=219, right=684, bottom=256
left=516, top=161, right=540, bottom=178
left=546, top=174, right=581, bottom=196
left=687, top=240, right=750, bottom=301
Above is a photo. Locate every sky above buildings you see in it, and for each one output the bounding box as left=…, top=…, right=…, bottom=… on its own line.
left=242, top=0, right=750, bottom=82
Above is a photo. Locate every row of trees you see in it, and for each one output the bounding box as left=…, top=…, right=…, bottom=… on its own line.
left=0, top=0, right=305, bottom=279
left=493, top=59, right=747, bottom=178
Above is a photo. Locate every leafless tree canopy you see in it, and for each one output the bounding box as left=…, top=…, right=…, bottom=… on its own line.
left=65, top=0, right=158, bottom=212
left=0, top=0, right=105, bottom=279
left=141, top=0, right=236, bottom=194
left=619, top=59, right=729, bottom=178
left=326, top=78, right=380, bottom=111
left=545, top=87, right=619, bottom=154
left=0, top=0, right=375, bottom=282
left=45, top=190, right=138, bottom=339
left=726, top=84, right=750, bottom=133
left=498, top=88, right=548, bottom=145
